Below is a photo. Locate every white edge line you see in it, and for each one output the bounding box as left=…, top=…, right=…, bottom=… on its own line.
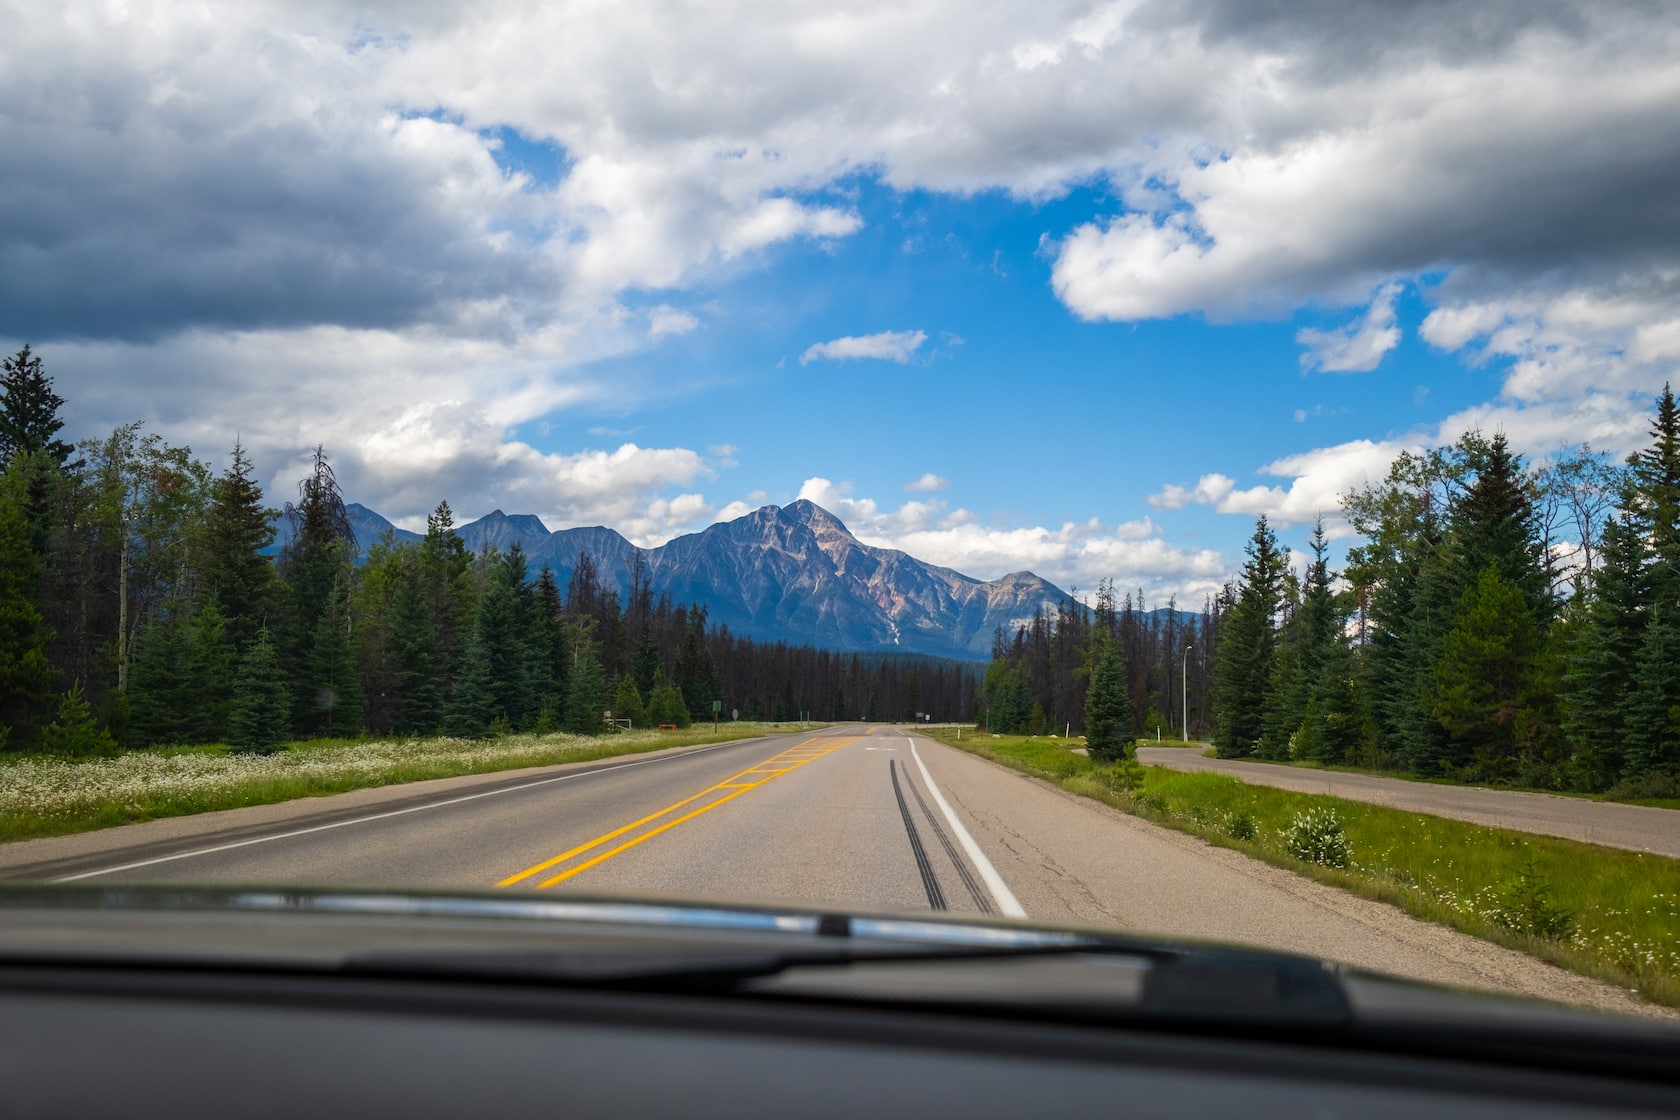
left=52, top=739, right=749, bottom=883
left=906, top=737, right=1026, bottom=918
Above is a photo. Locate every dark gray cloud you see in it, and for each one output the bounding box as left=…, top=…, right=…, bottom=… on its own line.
left=0, top=15, right=555, bottom=343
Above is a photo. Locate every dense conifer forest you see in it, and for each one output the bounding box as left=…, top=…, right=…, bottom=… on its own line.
left=0, top=347, right=978, bottom=755
left=981, top=388, right=1680, bottom=797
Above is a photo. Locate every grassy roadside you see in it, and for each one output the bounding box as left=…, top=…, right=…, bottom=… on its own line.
left=1170, top=748, right=1680, bottom=812
left=931, top=730, right=1680, bottom=1010
left=0, top=723, right=817, bottom=845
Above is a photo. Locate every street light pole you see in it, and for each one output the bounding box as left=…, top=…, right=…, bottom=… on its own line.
left=1182, top=644, right=1194, bottom=743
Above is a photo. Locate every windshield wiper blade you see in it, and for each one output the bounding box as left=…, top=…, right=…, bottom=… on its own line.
left=342, top=948, right=796, bottom=990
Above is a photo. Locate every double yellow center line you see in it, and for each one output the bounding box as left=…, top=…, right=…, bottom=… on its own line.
left=498, top=735, right=859, bottom=889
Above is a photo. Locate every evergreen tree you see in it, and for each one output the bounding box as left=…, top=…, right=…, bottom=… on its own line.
left=201, top=441, right=277, bottom=653
left=304, top=572, right=362, bottom=738
left=1083, top=634, right=1133, bottom=762
left=1628, top=384, right=1680, bottom=557
left=676, top=604, right=721, bottom=716
left=611, top=674, right=648, bottom=729
left=647, top=668, right=691, bottom=728
left=390, top=568, right=445, bottom=735
left=528, top=565, right=570, bottom=721
left=1396, top=518, right=1458, bottom=774
left=1625, top=599, right=1680, bottom=779
left=564, top=638, right=610, bottom=734
left=0, top=346, right=73, bottom=466
left=0, top=481, right=53, bottom=748
left=279, top=446, right=356, bottom=734
left=40, top=681, right=116, bottom=758
left=1432, top=567, right=1547, bottom=775
left=1261, top=568, right=1303, bottom=758
left=1454, top=433, right=1552, bottom=623
left=126, top=617, right=190, bottom=747
left=1560, top=508, right=1647, bottom=785
left=185, top=598, right=235, bottom=744
left=443, top=634, right=495, bottom=739
left=477, top=547, right=539, bottom=728
left=1212, top=517, right=1287, bottom=757
left=229, top=628, right=291, bottom=753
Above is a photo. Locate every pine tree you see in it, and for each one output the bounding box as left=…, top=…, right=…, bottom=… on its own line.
left=185, top=598, right=235, bottom=744
left=304, top=572, right=362, bottom=738
left=126, top=617, right=190, bottom=747
left=647, top=668, right=691, bottom=728
left=391, top=569, right=445, bottom=735
left=0, top=346, right=73, bottom=466
left=564, top=638, right=610, bottom=735
left=443, top=634, right=496, bottom=739
left=0, top=482, right=54, bottom=748
left=1083, top=634, right=1133, bottom=762
left=611, top=674, right=648, bottom=729
left=279, top=446, right=356, bottom=735
left=229, top=628, right=291, bottom=753
left=1560, top=508, right=1647, bottom=785
left=1397, top=529, right=1460, bottom=774
left=676, top=604, right=720, bottom=716
left=1625, top=599, right=1680, bottom=780
left=1432, top=567, right=1545, bottom=774
left=1212, top=517, right=1286, bottom=757
left=1454, top=432, right=1552, bottom=623
left=202, top=441, right=277, bottom=653
left=40, top=681, right=116, bottom=758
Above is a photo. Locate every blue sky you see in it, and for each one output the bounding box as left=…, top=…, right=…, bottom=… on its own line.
left=4, top=1, right=1676, bottom=602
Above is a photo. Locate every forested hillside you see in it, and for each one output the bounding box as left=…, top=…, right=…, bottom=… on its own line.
left=0, top=347, right=977, bottom=755
left=981, top=390, right=1680, bottom=797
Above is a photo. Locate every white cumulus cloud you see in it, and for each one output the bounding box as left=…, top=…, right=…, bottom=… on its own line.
left=800, top=330, right=929, bottom=366
left=1297, top=284, right=1404, bottom=373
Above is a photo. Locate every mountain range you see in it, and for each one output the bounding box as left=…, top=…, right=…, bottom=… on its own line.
left=297, top=500, right=1072, bottom=661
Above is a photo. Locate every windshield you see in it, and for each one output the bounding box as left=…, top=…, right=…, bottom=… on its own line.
left=0, top=0, right=1676, bottom=1031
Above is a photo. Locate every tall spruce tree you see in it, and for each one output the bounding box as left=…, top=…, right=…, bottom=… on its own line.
left=202, top=441, right=277, bottom=653
left=0, top=481, right=53, bottom=748
left=229, top=628, right=291, bottom=753
left=1212, top=517, right=1287, bottom=757
left=390, top=564, right=445, bottom=735
left=1083, top=632, right=1133, bottom=762
left=0, top=346, right=73, bottom=466
left=305, top=572, right=362, bottom=738
left=1560, top=507, right=1647, bottom=785
left=443, top=633, right=495, bottom=739
left=279, top=446, right=356, bottom=735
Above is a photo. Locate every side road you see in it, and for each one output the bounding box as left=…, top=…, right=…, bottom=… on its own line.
left=1136, top=747, right=1680, bottom=858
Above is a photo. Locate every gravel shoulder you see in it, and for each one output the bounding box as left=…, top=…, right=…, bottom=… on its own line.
left=919, top=735, right=1672, bottom=1020
left=1137, top=747, right=1680, bottom=858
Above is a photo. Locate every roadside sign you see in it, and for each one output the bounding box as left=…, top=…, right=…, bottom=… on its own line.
left=712, top=700, right=722, bottom=712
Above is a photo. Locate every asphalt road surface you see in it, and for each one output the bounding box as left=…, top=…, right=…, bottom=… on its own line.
left=0, top=726, right=1664, bottom=1016
left=1136, top=746, right=1680, bottom=858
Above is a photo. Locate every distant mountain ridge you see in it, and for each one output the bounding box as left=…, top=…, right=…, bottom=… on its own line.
left=312, top=499, right=1071, bottom=661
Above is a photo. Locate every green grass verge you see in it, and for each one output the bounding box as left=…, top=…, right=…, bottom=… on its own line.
left=0, top=723, right=818, bottom=845
left=932, top=730, right=1680, bottom=1010
left=1182, top=750, right=1680, bottom=811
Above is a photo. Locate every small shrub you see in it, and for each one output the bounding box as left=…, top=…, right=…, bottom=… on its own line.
left=1606, top=771, right=1678, bottom=803
left=1227, top=812, right=1257, bottom=841
left=1093, top=760, right=1144, bottom=795
left=40, top=683, right=118, bottom=759
left=1281, top=806, right=1350, bottom=868
left=1493, top=861, right=1575, bottom=940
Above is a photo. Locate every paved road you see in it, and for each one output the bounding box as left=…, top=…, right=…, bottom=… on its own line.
left=0, top=727, right=1662, bottom=1016
left=1136, top=747, right=1680, bottom=858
